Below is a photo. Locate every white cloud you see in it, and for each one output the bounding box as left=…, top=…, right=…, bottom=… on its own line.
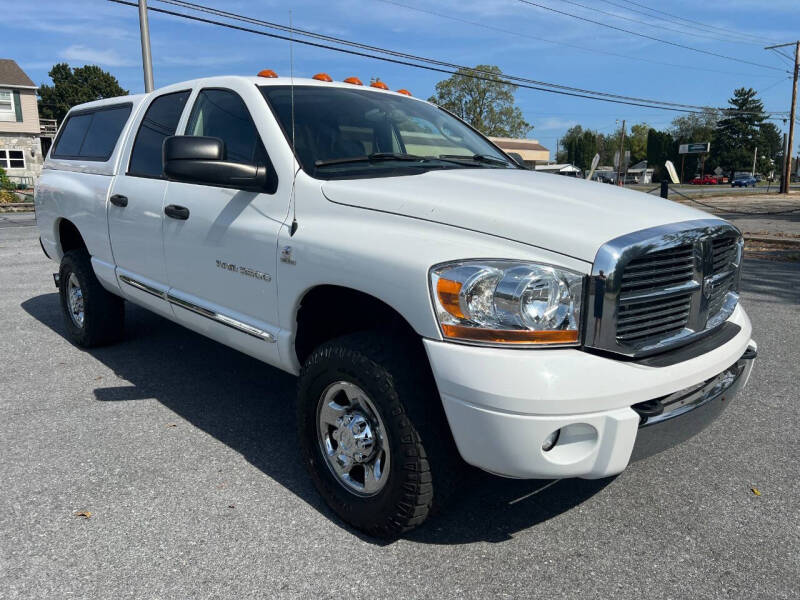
left=536, top=117, right=579, bottom=131
left=59, top=45, right=137, bottom=68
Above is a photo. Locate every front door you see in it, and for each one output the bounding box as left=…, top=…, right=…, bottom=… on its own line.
left=108, top=89, right=191, bottom=316
left=161, top=87, right=288, bottom=364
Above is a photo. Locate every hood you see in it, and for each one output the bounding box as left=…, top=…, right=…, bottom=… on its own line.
left=321, top=169, right=713, bottom=262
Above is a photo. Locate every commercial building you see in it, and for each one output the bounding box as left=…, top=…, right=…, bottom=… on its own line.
left=489, top=136, right=550, bottom=167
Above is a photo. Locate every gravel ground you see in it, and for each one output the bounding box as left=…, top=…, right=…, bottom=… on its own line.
left=1, top=220, right=798, bottom=599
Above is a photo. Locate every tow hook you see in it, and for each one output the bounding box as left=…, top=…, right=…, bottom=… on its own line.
left=53, top=273, right=60, bottom=289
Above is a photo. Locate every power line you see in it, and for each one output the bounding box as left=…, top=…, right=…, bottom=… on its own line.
left=514, top=0, right=787, bottom=72
left=557, top=0, right=749, bottom=46
left=376, top=0, right=779, bottom=79
left=594, top=0, right=775, bottom=46
left=107, top=0, right=789, bottom=120
left=148, top=0, right=788, bottom=116
left=609, top=0, right=778, bottom=46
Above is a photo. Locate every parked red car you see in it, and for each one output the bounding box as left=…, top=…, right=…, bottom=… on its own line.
left=690, top=175, right=716, bottom=185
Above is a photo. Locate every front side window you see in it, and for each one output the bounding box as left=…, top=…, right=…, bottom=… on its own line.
left=0, top=89, right=14, bottom=122
left=185, top=88, right=276, bottom=191
left=261, top=85, right=514, bottom=180
left=128, top=90, right=190, bottom=178
left=0, top=149, right=25, bottom=169
left=51, top=104, right=132, bottom=160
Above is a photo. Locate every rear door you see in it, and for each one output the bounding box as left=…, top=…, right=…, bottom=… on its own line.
left=108, top=89, right=191, bottom=316
left=161, top=86, right=288, bottom=363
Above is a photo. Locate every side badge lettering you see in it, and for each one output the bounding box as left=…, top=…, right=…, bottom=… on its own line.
left=216, top=260, right=271, bottom=282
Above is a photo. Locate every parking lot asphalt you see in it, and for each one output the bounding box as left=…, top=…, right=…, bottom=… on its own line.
left=1, top=220, right=798, bottom=599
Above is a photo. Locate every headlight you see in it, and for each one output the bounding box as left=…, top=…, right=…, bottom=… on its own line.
left=430, top=260, right=584, bottom=346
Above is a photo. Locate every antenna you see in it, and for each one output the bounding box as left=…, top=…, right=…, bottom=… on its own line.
left=289, top=9, right=299, bottom=236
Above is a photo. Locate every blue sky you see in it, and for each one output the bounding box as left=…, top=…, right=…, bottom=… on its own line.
left=5, top=0, right=799, bottom=158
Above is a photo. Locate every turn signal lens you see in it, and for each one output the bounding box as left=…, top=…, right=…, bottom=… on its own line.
left=441, top=326, right=578, bottom=344
left=343, top=76, right=363, bottom=85
left=436, top=278, right=464, bottom=319
left=396, top=89, right=412, bottom=96
left=370, top=81, right=389, bottom=90
left=257, top=69, right=278, bottom=78
left=430, top=260, right=584, bottom=347
left=313, top=72, right=333, bottom=82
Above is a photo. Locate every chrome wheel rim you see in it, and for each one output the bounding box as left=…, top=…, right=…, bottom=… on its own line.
left=66, top=273, right=85, bottom=328
left=316, top=381, right=391, bottom=497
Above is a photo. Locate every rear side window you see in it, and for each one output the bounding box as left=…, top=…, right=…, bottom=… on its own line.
left=128, top=90, right=190, bottom=178
left=51, top=104, right=131, bottom=161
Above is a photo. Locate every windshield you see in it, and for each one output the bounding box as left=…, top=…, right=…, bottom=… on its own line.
left=260, top=85, right=515, bottom=179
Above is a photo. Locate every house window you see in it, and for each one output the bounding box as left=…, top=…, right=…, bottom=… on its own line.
left=0, top=90, right=14, bottom=122
left=0, top=149, right=26, bottom=170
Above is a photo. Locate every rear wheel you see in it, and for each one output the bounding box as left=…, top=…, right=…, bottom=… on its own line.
left=58, top=249, right=125, bottom=347
left=297, top=331, right=459, bottom=537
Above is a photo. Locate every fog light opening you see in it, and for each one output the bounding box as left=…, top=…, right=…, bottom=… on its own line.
left=542, top=428, right=561, bottom=452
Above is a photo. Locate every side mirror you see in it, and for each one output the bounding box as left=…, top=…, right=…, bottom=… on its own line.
left=163, top=136, right=267, bottom=192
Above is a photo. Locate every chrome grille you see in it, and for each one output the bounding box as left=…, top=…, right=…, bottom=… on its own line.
left=617, top=244, right=695, bottom=343
left=586, top=219, right=742, bottom=358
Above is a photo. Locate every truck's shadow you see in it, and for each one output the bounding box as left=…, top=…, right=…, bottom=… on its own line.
left=21, top=293, right=612, bottom=545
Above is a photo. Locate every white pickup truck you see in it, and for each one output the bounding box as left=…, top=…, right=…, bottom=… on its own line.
left=35, top=73, right=756, bottom=536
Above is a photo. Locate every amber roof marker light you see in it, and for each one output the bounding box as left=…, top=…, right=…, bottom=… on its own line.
left=312, top=73, right=333, bottom=82
left=396, top=89, right=412, bottom=96
left=257, top=69, right=278, bottom=78
left=370, top=81, right=389, bottom=90
left=343, top=76, right=363, bottom=85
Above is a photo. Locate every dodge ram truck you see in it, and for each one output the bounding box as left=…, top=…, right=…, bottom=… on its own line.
left=35, top=72, right=757, bottom=537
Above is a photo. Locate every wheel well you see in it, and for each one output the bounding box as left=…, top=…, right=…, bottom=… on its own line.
left=295, top=285, right=420, bottom=365
left=58, top=219, right=87, bottom=255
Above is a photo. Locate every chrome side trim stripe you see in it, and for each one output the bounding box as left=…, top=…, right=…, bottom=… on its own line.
left=118, top=274, right=167, bottom=300
left=119, top=274, right=275, bottom=343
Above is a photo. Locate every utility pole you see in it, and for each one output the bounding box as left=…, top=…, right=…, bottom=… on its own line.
left=765, top=40, right=799, bottom=193
left=752, top=146, right=758, bottom=177
left=138, top=0, right=155, bottom=92
left=616, top=119, right=626, bottom=185
left=781, top=133, right=788, bottom=189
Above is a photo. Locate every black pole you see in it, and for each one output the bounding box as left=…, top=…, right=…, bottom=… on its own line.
left=660, top=180, right=669, bottom=199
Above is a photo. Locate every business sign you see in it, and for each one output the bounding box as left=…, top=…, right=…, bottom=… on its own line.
left=679, top=142, right=710, bottom=154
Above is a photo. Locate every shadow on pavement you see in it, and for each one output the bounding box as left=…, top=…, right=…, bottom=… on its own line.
left=21, top=292, right=610, bottom=545
left=740, top=259, right=800, bottom=306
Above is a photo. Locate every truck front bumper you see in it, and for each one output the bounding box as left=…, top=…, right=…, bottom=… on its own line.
left=424, top=304, right=755, bottom=480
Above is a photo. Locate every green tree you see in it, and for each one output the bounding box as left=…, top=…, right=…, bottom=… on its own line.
left=646, top=128, right=674, bottom=181
left=712, top=88, right=765, bottom=178
left=628, top=123, right=650, bottom=164
left=756, top=121, right=782, bottom=178
left=38, top=63, right=128, bottom=123
left=428, top=65, right=531, bottom=137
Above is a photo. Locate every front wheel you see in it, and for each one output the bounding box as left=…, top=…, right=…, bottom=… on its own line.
left=58, top=249, right=125, bottom=347
left=297, top=332, right=457, bottom=537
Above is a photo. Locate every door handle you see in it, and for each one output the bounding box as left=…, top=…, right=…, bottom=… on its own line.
left=164, top=204, right=190, bottom=220
left=109, top=194, right=128, bottom=207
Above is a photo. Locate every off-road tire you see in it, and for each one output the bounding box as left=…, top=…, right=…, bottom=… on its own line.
left=58, top=249, right=124, bottom=347
left=297, top=331, right=459, bottom=537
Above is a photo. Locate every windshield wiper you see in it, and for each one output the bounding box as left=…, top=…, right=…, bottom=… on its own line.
left=438, top=153, right=511, bottom=167
left=315, top=153, right=430, bottom=168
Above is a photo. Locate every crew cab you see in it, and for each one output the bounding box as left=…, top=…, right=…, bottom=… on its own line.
left=35, top=73, right=757, bottom=537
